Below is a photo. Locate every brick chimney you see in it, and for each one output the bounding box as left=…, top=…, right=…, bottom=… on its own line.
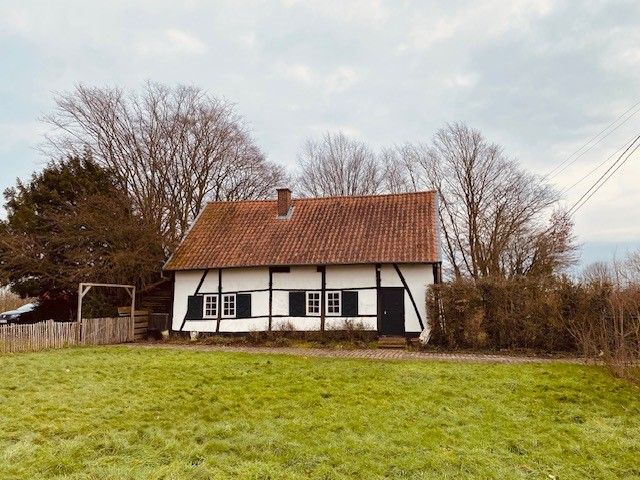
left=276, top=188, right=292, bottom=217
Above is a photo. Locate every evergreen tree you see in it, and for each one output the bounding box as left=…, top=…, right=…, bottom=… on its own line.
left=0, top=154, right=164, bottom=319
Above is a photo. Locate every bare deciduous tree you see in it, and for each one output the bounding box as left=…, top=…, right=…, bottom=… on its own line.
left=384, top=123, right=576, bottom=278
left=295, top=132, right=383, bottom=197
left=582, top=261, right=613, bottom=286
left=576, top=253, right=640, bottom=381
left=42, top=82, right=287, bottom=250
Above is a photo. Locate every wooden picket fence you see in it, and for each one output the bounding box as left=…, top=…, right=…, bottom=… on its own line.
left=0, top=317, right=134, bottom=354
left=117, top=307, right=149, bottom=341
left=80, top=317, right=134, bottom=346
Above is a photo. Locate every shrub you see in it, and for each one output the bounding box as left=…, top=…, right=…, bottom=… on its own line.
left=428, top=277, right=578, bottom=352
left=428, top=275, right=639, bottom=382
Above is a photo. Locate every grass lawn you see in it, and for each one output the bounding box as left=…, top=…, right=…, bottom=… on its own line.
left=0, top=347, right=638, bottom=479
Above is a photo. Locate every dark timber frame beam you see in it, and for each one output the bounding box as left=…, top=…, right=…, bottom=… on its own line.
left=268, top=268, right=274, bottom=331
left=319, top=266, right=326, bottom=332
left=392, top=263, right=425, bottom=330
left=179, top=269, right=208, bottom=331
left=375, top=264, right=382, bottom=332
left=216, top=269, right=222, bottom=333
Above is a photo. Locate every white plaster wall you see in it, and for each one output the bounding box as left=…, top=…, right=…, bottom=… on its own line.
left=172, top=263, right=434, bottom=334
left=271, top=266, right=322, bottom=319
left=272, top=266, right=321, bottom=290
left=384, top=263, right=433, bottom=333
left=244, top=290, right=270, bottom=319
left=272, top=290, right=291, bottom=317
left=172, top=270, right=206, bottom=330
left=356, top=290, right=377, bottom=317
left=326, top=264, right=374, bottom=288
left=182, top=319, right=217, bottom=332
left=219, top=317, right=269, bottom=332
left=326, top=265, right=377, bottom=319
left=379, top=264, right=403, bottom=287
left=221, top=267, right=268, bottom=292
left=198, top=269, right=219, bottom=293
left=272, top=317, right=322, bottom=331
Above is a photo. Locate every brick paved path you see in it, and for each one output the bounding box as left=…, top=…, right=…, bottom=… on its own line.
left=131, top=343, right=586, bottom=364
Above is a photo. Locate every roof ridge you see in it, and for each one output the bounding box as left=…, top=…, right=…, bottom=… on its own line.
left=295, top=190, right=437, bottom=201
left=207, top=190, right=437, bottom=205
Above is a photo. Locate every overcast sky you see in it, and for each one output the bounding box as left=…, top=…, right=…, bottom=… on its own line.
left=1, top=0, right=639, bottom=266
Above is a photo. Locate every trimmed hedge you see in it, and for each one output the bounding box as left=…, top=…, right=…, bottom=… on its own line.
left=427, top=277, right=592, bottom=352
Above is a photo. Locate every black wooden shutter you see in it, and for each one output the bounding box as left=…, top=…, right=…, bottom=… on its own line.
left=342, top=291, right=358, bottom=316
left=185, top=295, right=204, bottom=320
left=236, top=294, right=252, bottom=318
left=289, top=291, right=306, bottom=316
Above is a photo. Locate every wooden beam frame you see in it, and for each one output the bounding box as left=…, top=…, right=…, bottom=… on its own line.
left=77, top=283, right=136, bottom=338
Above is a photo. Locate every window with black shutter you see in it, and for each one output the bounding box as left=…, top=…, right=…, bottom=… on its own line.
left=326, top=291, right=341, bottom=315
left=236, top=293, right=252, bottom=318
left=306, top=291, right=320, bottom=315
left=222, top=294, right=236, bottom=318
left=342, top=291, right=359, bottom=316
left=289, top=291, right=306, bottom=316
left=185, top=295, right=204, bottom=320
left=203, top=295, right=218, bottom=318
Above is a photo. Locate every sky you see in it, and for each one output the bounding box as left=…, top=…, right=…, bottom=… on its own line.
left=1, top=0, right=640, bottom=268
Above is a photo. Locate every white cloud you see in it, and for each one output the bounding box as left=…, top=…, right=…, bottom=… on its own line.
left=404, top=0, right=557, bottom=51
left=276, top=63, right=315, bottom=84
left=325, top=67, right=360, bottom=93
left=274, top=64, right=360, bottom=93
left=0, top=7, right=31, bottom=36
left=136, top=28, right=206, bottom=56
left=408, top=18, right=458, bottom=50
left=308, top=123, right=362, bottom=138
left=281, top=0, right=388, bottom=25
left=2, top=0, right=640, bottom=258
left=444, top=72, right=480, bottom=89
left=240, top=32, right=257, bottom=49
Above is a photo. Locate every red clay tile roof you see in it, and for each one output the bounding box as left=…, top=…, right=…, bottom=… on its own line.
left=164, top=191, right=440, bottom=270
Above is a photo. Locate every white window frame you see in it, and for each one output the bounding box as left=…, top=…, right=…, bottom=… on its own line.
left=306, top=291, right=321, bottom=316
left=203, top=294, right=218, bottom=319
left=326, top=291, right=341, bottom=316
left=222, top=293, right=236, bottom=318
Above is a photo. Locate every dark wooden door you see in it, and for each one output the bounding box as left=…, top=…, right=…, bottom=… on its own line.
left=380, top=287, right=405, bottom=335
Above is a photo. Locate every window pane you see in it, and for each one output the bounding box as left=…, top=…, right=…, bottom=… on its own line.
left=306, top=291, right=320, bottom=315
left=222, top=294, right=236, bottom=317
left=204, top=295, right=218, bottom=318
left=327, top=291, right=340, bottom=314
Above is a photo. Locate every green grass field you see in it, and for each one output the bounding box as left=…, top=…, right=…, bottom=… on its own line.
left=0, top=347, right=638, bottom=479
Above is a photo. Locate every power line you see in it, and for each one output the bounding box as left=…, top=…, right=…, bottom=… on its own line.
left=569, top=144, right=638, bottom=215
left=567, top=134, right=640, bottom=216
left=568, top=131, right=640, bottom=213
left=544, top=99, right=640, bottom=180
left=561, top=133, right=637, bottom=194
left=573, top=145, right=640, bottom=213
left=549, top=110, right=639, bottom=180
